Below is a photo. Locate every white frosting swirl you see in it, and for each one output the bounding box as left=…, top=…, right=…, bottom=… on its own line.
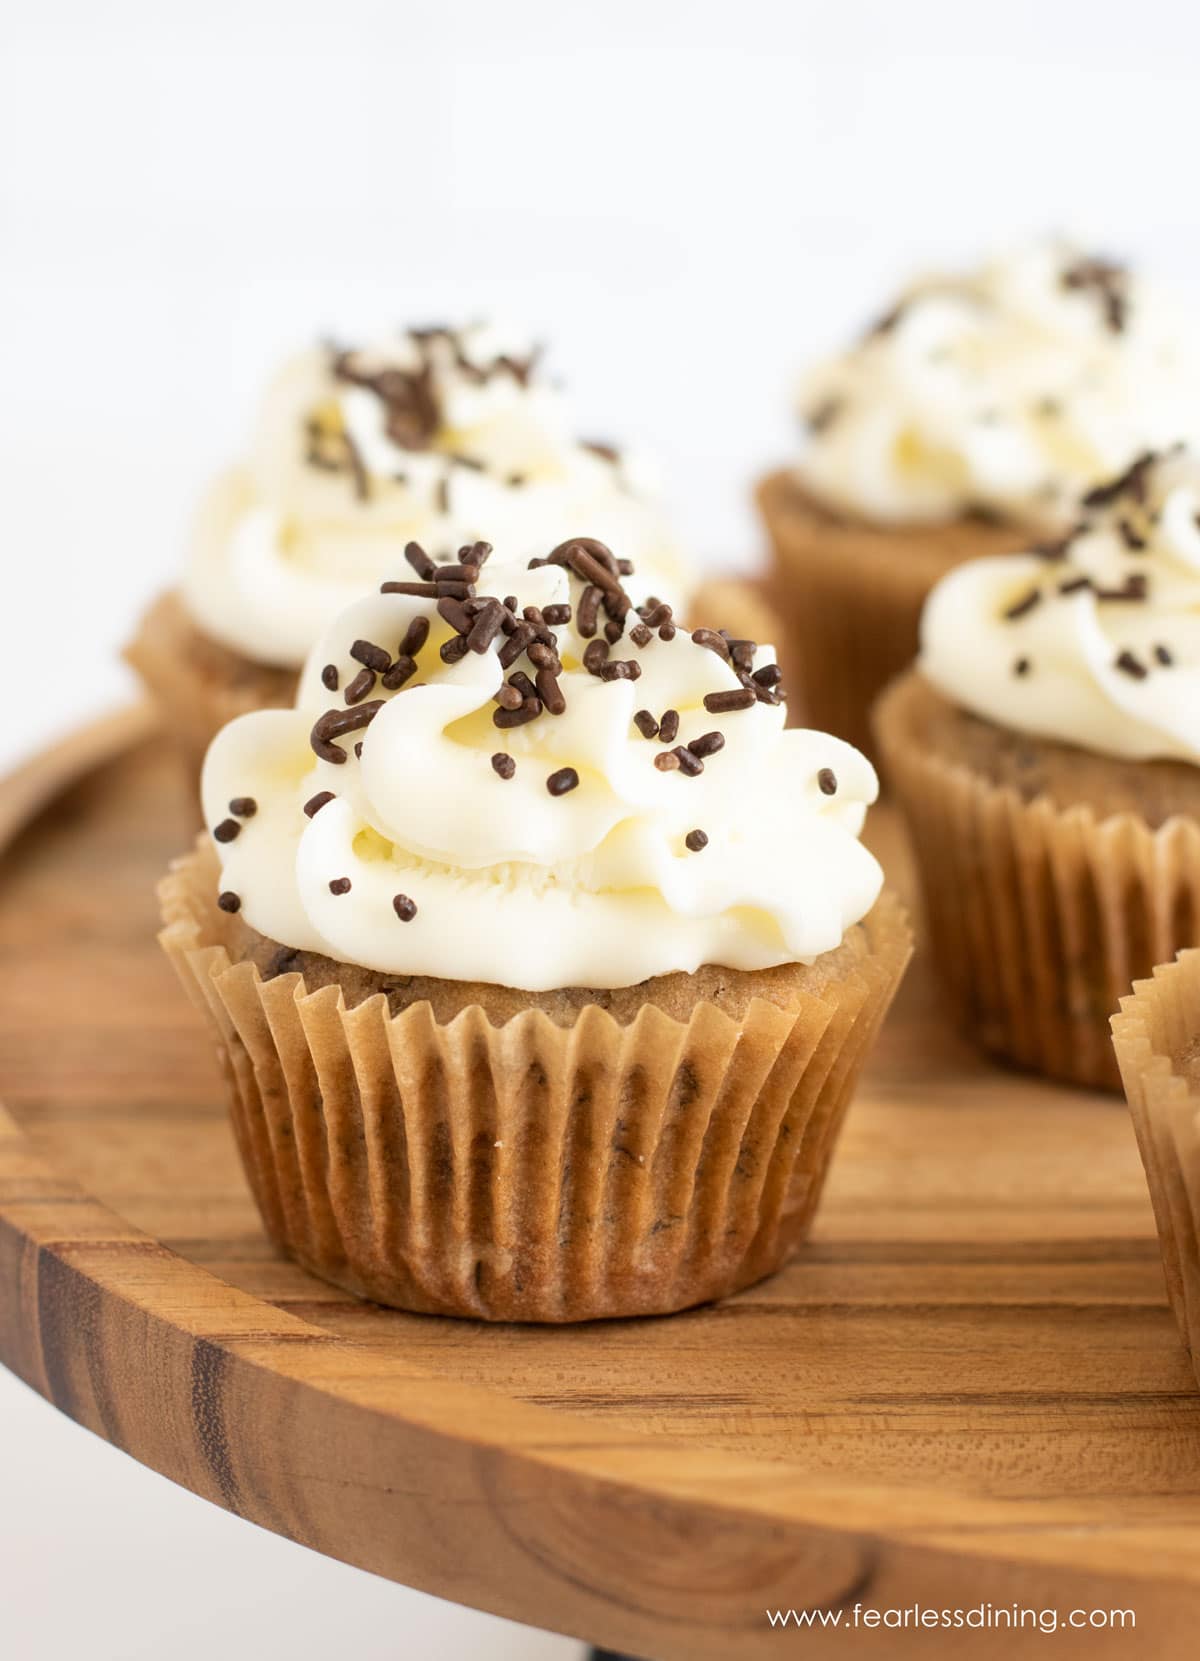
left=799, top=241, right=1200, bottom=529
left=920, top=447, right=1200, bottom=763
left=183, top=323, right=686, bottom=669
left=202, top=544, right=882, bottom=990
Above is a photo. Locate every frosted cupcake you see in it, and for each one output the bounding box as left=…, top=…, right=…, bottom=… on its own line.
left=127, top=322, right=691, bottom=773
left=877, top=446, right=1200, bottom=1090
left=159, top=535, right=909, bottom=1321
left=758, top=240, right=1200, bottom=755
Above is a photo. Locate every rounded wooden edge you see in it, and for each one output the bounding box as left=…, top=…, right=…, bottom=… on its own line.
left=2, top=713, right=1199, bottom=1658
left=0, top=704, right=158, bottom=858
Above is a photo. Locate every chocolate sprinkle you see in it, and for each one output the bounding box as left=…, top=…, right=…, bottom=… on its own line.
left=491, top=752, right=516, bottom=779
left=304, top=791, right=335, bottom=817
left=499, top=621, right=536, bottom=669
left=437, top=594, right=474, bottom=635
left=466, top=599, right=506, bottom=654
left=691, top=627, right=732, bottom=661
left=546, top=767, right=579, bottom=796
left=1155, top=643, right=1175, bottom=666
left=1003, top=587, right=1042, bottom=621
left=380, top=579, right=456, bottom=599
left=1061, top=254, right=1129, bottom=334
left=321, top=663, right=339, bottom=692
left=576, top=585, right=602, bottom=638
left=1082, top=452, right=1155, bottom=510
left=392, top=893, right=418, bottom=921
left=343, top=666, right=377, bottom=705
left=217, top=891, right=241, bottom=913
left=659, top=709, right=680, bottom=744
left=1014, top=656, right=1032, bottom=677
left=684, top=829, right=708, bottom=852
left=536, top=667, right=566, bottom=713
left=583, top=638, right=609, bottom=675
left=1114, top=649, right=1148, bottom=679
left=653, top=750, right=681, bottom=772
left=703, top=688, right=756, bottom=714
left=1118, top=518, right=1147, bottom=552
left=351, top=639, right=392, bottom=673
left=381, top=654, right=417, bottom=690
left=229, top=796, right=257, bottom=818
left=213, top=818, right=241, bottom=843
left=690, top=731, right=725, bottom=758
left=310, top=700, right=384, bottom=764
left=400, top=615, right=430, bottom=658
left=329, top=877, right=352, bottom=895
left=817, top=767, right=838, bottom=796
left=404, top=540, right=437, bottom=580
left=633, top=709, right=660, bottom=740
left=1095, top=573, right=1148, bottom=603
left=493, top=697, right=542, bottom=729
left=674, top=746, right=704, bottom=776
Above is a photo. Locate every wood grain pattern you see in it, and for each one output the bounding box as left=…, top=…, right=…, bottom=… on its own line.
left=3, top=714, right=1200, bottom=1658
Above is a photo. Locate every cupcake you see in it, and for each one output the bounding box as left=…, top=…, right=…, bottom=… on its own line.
left=1112, top=954, right=1200, bottom=1384
left=876, top=446, right=1200, bottom=1091
left=159, top=535, right=910, bottom=1321
left=127, top=322, right=692, bottom=774
left=758, top=239, right=1200, bottom=755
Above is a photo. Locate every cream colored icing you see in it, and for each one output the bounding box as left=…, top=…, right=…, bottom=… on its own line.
left=203, top=540, right=882, bottom=990
left=921, top=447, right=1200, bottom=763
left=183, top=323, right=686, bottom=668
left=800, top=240, right=1200, bottom=529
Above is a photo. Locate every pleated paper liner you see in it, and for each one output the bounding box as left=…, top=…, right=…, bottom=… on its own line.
left=159, top=839, right=911, bottom=1323
left=876, top=671, right=1200, bottom=1092
left=1112, top=954, right=1200, bottom=1384
left=125, top=589, right=299, bottom=782
left=755, top=468, right=1027, bottom=758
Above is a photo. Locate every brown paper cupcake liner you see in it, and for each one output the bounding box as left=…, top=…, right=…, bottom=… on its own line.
left=877, top=672, right=1200, bottom=1092
left=159, top=840, right=910, bottom=1322
left=1113, top=955, right=1200, bottom=1381
left=124, top=590, right=298, bottom=781
left=756, top=469, right=1028, bottom=757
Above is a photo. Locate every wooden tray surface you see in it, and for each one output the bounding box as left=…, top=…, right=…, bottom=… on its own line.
left=2, top=711, right=1200, bottom=1659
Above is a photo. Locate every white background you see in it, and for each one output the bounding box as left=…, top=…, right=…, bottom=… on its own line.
left=3, top=1, right=1200, bottom=1656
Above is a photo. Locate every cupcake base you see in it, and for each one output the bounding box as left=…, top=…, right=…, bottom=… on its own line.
left=756, top=469, right=1028, bottom=756
left=1113, top=955, right=1200, bottom=1383
left=877, top=671, right=1200, bottom=1091
left=124, top=590, right=299, bottom=780
left=159, top=839, right=910, bottom=1322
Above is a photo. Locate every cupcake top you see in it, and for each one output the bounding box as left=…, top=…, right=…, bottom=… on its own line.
left=920, top=446, right=1200, bottom=764
left=798, top=240, right=1200, bottom=530
left=202, top=537, right=882, bottom=991
left=182, top=322, right=686, bottom=670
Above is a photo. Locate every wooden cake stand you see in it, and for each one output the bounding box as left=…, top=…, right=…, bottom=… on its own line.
left=2, top=709, right=1199, bottom=1659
